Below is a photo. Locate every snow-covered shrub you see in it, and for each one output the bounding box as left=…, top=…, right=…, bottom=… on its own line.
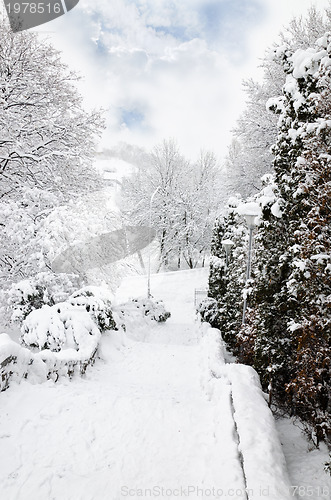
left=68, top=286, right=118, bottom=332
left=115, top=297, right=171, bottom=328
left=132, top=298, right=171, bottom=322
left=21, top=305, right=65, bottom=351
left=16, top=283, right=117, bottom=363
left=5, top=272, right=83, bottom=325
left=132, top=299, right=171, bottom=323
left=1, top=301, right=102, bottom=389
left=196, top=297, right=219, bottom=328
left=21, top=303, right=100, bottom=356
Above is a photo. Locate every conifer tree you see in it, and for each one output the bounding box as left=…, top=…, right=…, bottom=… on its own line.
left=217, top=199, right=247, bottom=351
left=242, top=32, right=330, bottom=442
left=225, top=5, right=331, bottom=199
left=208, top=217, right=226, bottom=303
left=206, top=197, right=248, bottom=348
left=281, top=34, right=331, bottom=443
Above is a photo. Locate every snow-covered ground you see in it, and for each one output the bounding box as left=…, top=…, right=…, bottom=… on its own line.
left=0, top=269, right=329, bottom=500
left=275, top=418, right=330, bottom=500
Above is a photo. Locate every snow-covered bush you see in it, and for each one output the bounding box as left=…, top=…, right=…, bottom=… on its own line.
left=133, top=298, right=171, bottom=322
left=21, top=305, right=65, bottom=351
left=1, top=301, right=102, bottom=390
left=68, top=286, right=118, bottom=332
left=21, top=303, right=100, bottom=356
left=1, top=286, right=112, bottom=390
left=116, top=297, right=171, bottom=329
left=132, top=299, right=171, bottom=323
left=196, top=297, right=219, bottom=328
left=5, top=272, right=83, bottom=325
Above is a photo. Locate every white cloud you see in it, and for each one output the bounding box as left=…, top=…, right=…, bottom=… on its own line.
left=36, top=0, right=331, bottom=160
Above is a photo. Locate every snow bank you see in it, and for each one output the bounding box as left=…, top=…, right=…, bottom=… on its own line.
left=200, top=324, right=225, bottom=374
left=200, top=325, right=292, bottom=500
left=199, top=324, right=227, bottom=402
left=227, top=364, right=292, bottom=500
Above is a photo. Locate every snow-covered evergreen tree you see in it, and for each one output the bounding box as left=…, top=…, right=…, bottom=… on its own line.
left=241, top=32, right=331, bottom=443
left=208, top=217, right=226, bottom=303
left=224, top=5, right=331, bottom=199
left=207, top=196, right=248, bottom=350
left=279, top=33, right=331, bottom=443
left=217, top=199, right=247, bottom=351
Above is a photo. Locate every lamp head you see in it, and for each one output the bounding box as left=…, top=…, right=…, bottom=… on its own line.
left=243, top=214, right=257, bottom=230
left=221, top=239, right=234, bottom=253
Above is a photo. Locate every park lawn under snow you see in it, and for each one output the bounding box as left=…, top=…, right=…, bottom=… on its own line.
left=0, top=268, right=329, bottom=500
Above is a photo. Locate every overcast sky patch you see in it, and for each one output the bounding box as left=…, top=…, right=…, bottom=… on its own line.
left=40, top=0, right=330, bottom=160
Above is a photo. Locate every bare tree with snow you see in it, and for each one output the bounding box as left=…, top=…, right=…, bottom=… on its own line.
left=121, top=139, right=223, bottom=270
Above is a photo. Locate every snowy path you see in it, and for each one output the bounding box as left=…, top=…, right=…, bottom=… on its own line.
left=0, top=269, right=290, bottom=499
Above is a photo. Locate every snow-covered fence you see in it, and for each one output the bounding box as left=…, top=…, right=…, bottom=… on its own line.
left=194, top=288, right=208, bottom=308
left=37, top=344, right=99, bottom=382
left=0, top=334, right=41, bottom=392
left=0, top=354, right=19, bottom=392
left=0, top=331, right=99, bottom=392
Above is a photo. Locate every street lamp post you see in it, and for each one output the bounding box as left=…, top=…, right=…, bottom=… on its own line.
left=221, top=239, right=234, bottom=270
left=147, top=186, right=160, bottom=298
left=242, top=213, right=257, bottom=325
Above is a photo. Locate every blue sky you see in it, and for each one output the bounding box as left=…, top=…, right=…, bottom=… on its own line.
left=197, top=0, right=265, bottom=50
left=40, top=0, right=330, bottom=159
